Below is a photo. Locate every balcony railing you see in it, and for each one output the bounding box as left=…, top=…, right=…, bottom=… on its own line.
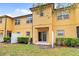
left=33, top=3, right=46, bottom=7
left=55, top=3, right=74, bottom=9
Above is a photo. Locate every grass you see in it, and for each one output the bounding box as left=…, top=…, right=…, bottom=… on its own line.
left=0, top=43, right=79, bottom=56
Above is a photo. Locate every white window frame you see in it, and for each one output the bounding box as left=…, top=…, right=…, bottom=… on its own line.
left=57, top=30, right=64, bottom=37
left=15, top=18, right=20, bottom=25
left=57, top=12, right=69, bottom=20
left=26, top=16, right=32, bottom=23
left=38, top=32, right=47, bottom=42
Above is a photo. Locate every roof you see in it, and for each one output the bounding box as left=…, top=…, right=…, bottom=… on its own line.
left=0, top=15, right=13, bottom=19
left=14, top=14, right=32, bottom=18
left=0, top=14, right=32, bottom=19
left=30, top=3, right=53, bottom=11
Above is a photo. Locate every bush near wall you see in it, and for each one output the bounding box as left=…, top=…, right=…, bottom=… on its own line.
left=56, top=38, right=66, bottom=46
left=76, top=38, right=79, bottom=46
left=4, top=36, right=11, bottom=42
left=17, top=37, right=29, bottom=44
left=56, top=38, right=78, bottom=47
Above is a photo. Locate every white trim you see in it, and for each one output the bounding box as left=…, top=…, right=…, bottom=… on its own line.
left=52, top=31, right=54, bottom=48
left=35, top=42, right=50, bottom=45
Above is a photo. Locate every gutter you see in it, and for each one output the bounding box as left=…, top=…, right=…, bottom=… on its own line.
left=4, top=16, right=7, bottom=37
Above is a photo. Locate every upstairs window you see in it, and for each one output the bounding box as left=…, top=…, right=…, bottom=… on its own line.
left=55, top=3, right=74, bottom=9
left=40, top=12, right=44, bottom=16
left=57, top=12, right=69, bottom=20
left=0, top=18, right=2, bottom=23
left=26, top=16, right=32, bottom=23
left=15, top=18, right=20, bottom=25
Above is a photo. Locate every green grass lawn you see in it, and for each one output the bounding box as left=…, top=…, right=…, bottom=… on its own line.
left=0, top=43, right=79, bottom=56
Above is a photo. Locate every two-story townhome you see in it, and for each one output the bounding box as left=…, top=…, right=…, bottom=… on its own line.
left=0, top=14, right=32, bottom=42
left=31, top=4, right=54, bottom=45
left=0, top=15, right=13, bottom=42
left=13, top=14, right=32, bottom=38
left=30, top=3, right=79, bottom=45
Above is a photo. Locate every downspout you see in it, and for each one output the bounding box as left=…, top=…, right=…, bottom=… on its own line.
left=4, top=16, right=7, bottom=37
left=32, top=14, right=33, bottom=44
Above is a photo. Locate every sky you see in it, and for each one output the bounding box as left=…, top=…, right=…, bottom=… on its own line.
left=0, top=3, right=33, bottom=17
left=0, top=3, right=73, bottom=17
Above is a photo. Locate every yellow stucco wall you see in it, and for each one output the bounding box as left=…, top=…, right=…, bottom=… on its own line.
left=32, top=4, right=53, bottom=45
left=0, top=17, right=5, bottom=30
left=13, top=16, right=32, bottom=38
left=6, top=17, right=14, bottom=31
left=0, top=16, right=13, bottom=37
left=31, top=4, right=79, bottom=45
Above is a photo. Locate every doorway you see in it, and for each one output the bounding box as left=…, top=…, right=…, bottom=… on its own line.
left=77, top=26, right=79, bottom=38
left=38, top=32, right=47, bottom=42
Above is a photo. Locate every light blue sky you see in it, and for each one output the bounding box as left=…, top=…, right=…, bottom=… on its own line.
left=0, top=3, right=33, bottom=17
left=0, top=3, right=73, bottom=17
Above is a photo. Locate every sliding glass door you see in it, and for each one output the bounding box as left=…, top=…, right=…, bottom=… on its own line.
left=38, top=32, right=47, bottom=42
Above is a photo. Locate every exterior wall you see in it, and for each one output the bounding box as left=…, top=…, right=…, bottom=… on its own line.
left=0, top=17, right=6, bottom=37
left=6, top=17, right=13, bottom=31
left=0, top=17, right=5, bottom=30
left=0, top=16, right=13, bottom=38
left=52, top=8, right=77, bottom=42
left=32, top=4, right=79, bottom=45
left=32, top=4, right=53, bottom=45
left=13, top=16, right=32, bottom=38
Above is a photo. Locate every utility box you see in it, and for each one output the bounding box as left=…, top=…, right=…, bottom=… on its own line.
left=11, top=33, right=20, bottom=43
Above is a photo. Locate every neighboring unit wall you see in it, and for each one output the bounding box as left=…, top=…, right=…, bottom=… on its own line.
left=13, top=15, right=32, bottom=38
left=52, top=6, right=77, bottom=41
left=0, top=17, right=6, bottom=37
left=6, top=17, right=14, bottom=32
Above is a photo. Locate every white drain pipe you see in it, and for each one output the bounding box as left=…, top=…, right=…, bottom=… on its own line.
left=52, top=31, right=54, bottom=48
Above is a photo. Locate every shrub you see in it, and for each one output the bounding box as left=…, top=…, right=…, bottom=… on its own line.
left=18, top=37, right=29, bottom=44
left=4, top=36, right=11, bottom=42
left=56, top=38, right=65, bottom=46
left=60, top=38, right=66, bottom=46
left=56, top=38, right=77, bottom=47
left=75, top=38, right=79, bottom=46
left=70, top=39, right=77, bottom=47
left=64, top=38, right=72, bottom=47
left=56, top=38, right=59, bottom=46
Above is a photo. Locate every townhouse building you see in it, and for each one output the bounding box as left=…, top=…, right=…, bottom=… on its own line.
left=31, top=3, right=79, bottom=45
left=0, top=14, right=32, bottom=42
left=0, top=3, right=79, bottom=45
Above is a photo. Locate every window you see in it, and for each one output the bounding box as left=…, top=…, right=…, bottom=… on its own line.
left=57, top=30, right=64, bottom=36
left=26, top=32, right=30, bottom=36
left=38, top=32, right=47, bottom=41
left=0, top=18, right=2, bottom=23
left=15, top=18, right=20, bottom=25
left=26, top=16, right=32, bottom=23
left=77, top=26, right=79, bottom=38
left=55, top=3, right=73, bottom=9
left=57, top=12, right=69, bottom=20
left=7, top=31, right=11, bottom=37
left=16, top=32, right=20, bottom=34
left=40, top=12, right=44, bottom=16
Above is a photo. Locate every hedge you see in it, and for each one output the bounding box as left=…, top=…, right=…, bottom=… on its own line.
left=4, top=36, right=11, bottom=42
left=17, top=37, right=29, bottom=44
left=56, top=38, right=77, bottom=47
